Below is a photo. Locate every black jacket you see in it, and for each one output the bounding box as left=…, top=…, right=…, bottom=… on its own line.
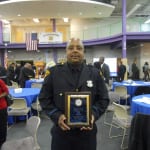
left=39, top=62, right=109, bottom=125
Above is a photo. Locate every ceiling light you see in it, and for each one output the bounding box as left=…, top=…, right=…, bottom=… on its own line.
left=33, top=18, right=40, bottom=23
left=63, top=18, right=69, bottom=23
left=126, top=4, right=141, bottom=18
left=79, top=12, right=82, bottom=15
left=17, top=14, right=21, bottom=17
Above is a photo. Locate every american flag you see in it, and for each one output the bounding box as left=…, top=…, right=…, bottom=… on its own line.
left=25, top=33, right=38, bottom=51
left=4, top=49, right=8, bottom=68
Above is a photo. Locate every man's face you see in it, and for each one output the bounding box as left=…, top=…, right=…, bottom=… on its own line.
left=66, top=38, right=84, bottom=64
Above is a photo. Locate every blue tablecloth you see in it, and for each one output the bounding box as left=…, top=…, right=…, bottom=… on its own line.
left=9, top=88, right=40, bottom=106
left=8, top=88, right=41, bottom=124
left=25, top=79, right=44, bottom=88
left=131, top=94, right=150, bottom=116
left=113, top=81, right=150, bottom=98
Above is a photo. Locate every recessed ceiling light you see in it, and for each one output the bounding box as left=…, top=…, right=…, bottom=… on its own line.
left=33, top=18, right=40, bottom=23
left=17, top=14, right=21, bottom=17
left=98, top=12, right=102, bottom=15
left=63, top=18, right=69, bottom=22
left=79, top=12, right=82, bottom=15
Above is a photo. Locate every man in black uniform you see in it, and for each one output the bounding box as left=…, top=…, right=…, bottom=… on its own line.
left=39, top=38, right=109, bottom=150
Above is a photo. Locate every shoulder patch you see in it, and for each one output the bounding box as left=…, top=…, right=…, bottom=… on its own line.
left=45, top=70, right=50, bottom=77
left=99, top=70, right=103, bottom=77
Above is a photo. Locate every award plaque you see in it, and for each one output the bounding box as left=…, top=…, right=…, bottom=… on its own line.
left=65, top=92, right=91, bottom=127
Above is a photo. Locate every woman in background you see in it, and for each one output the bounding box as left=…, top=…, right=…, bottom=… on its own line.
left=0, top=79, right=9, bottom=148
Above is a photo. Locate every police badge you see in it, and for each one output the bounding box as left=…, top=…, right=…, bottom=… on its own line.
left=86, top=80, right=93, bottom=88
left=65, top=92, right=91, bottom=127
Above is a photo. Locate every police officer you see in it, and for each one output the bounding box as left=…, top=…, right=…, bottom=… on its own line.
left=39, top=38, right=109, bottom=150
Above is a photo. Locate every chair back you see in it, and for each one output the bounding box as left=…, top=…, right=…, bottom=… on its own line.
left=113, top=102, right=128, bottom=120
left=26, top=116, right=41, bottom=137
left=11, top=81, right=19, bottom=88
left=26, top=116, right=41, bottom=149
left=9, top=98, right=27, bottom=109
left=108, top=91, right=120, bottom=103
left=31, top=83, right=42, bottom=88
left=114, top=86, right=127, bottom=96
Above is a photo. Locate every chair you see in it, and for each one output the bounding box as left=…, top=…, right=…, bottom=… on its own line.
left=7, top=81, right=19, bottom=89
left=31, top=83, right=42, bottom=88
left=1, top=116, right=41, bottom=150
left=109, top=102, right=132, bottom=149
left=26, top=116, right=41, bottom=149
left=104, top=91, right=120, bottom=125
left=8, top=98, right=31, bottom=122
left=114, top=86, right=130, bottom=106
left=31, top=98, right=42, bottom=117
left=31, top=83, right=42, bottom=116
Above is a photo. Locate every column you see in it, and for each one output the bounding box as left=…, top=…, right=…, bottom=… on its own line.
left=122, top=0, right=127, bottom=58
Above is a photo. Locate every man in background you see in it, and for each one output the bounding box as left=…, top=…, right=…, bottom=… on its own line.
left=117, top=61, right=126, bottom=82
left=19, top=63, right=35, bottom=88
left=99, top=57, right=110, bottom=85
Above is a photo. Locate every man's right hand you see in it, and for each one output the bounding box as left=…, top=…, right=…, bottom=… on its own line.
left=58, top=114, right=70, bottom=131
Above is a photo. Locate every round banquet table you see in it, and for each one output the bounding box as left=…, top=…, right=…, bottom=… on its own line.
left=113, top=81, right=150, bottom=98
left=131, top=94, right=150, bottom=116
left=9, top=88, right=41, bottom=106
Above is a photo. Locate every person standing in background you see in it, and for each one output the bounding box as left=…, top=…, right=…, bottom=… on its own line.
left=143, top=62, right=149, bottom=81
left=7, top=63, right=16, bottom=85
left=39, top=38, right=109, bottom=150
left=0, top=65, right=7, bottom=84
left=14, top=63, right=22, bottom=86
left=117, top=61, right=126, bottom=82
left=0, top=79, right=9, bottom=149
left=99, top=57, right=110, bottom=85
left=131, top=60, right=139, bottom=80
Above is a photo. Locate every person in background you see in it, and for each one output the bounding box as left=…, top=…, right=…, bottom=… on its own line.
left=7, top=63, right=16, bottom=86
left=14, top=63, right=21, bottom=85
left=99, top=57, right=110, bottom=85
left=131, top=60, right=139, bottom=80
left=0, top=79, right=9, bottom=149
left=39, top=38, right=109, bottom=150
left=0, top=65, right=7, bottom=84
left=143, top=62, right=149, bottom=81
left=19, top=63, right=35, bottom=88
left=117, top=61, right=126, bottom=82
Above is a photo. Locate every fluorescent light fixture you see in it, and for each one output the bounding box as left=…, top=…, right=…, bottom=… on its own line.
left=33, top=18, right=40, bottom=23
left=126, top=4, right=141, bottom=18
left=144, top=17, right=150, bottom=24
left=63, top=18, right=69, bottom=22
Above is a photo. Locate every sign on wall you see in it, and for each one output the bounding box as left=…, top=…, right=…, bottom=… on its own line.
left=38, top=32, right=62, bottom=44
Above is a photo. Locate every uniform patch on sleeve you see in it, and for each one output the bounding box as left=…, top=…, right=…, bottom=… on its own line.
left=99, top=71, right=103, bottom=76
left=45, top=70, right=50, bottom=77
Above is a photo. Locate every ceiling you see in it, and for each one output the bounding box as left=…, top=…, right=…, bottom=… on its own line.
left=0, top=0, right=150, bottom=26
